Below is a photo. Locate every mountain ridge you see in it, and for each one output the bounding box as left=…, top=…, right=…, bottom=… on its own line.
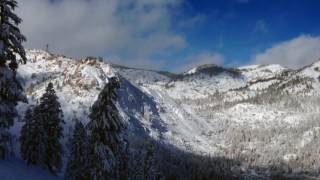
left=11, top=49, right=320, bottom=178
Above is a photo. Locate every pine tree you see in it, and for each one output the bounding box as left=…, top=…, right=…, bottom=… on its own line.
left=143, top=142, right=158, bottom=180
left=20, top=83, right=64, bottom=174
left=20, top=106, right=43, bottom=165
left=86, top=77, right=128, bottom=180
left=0, top=0, right=27, bottom=159
left=0, top=0, right=27, bottom=69
left=65, top=119, right=90, bottom=180
left=37, top=82, right=64, bottom=174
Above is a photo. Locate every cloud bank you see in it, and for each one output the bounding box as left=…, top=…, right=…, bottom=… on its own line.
left=16, top=0, right=186, bottom=69
left=253, top=35, right=320, bottom=69
left=15, top=1, right=320, bottom=71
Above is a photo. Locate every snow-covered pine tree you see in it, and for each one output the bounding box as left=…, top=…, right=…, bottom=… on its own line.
left=87, top=77, right=128, bottom=180
left=65, top=119, right=90, bottom=180
left=20, top=106, right=44, bottom=165
left=36, top=82, right=64, bottom=174
left=0, top=0, right=27, bottom=159
left=20, top=83, right=64, bottom=174
left=0, top=0, right=27, bottom=69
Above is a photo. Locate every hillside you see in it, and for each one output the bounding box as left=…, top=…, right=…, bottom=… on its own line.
left=6, top=49, right=320, bottom=179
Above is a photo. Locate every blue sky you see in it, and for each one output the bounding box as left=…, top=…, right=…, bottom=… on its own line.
left=17, top=0, right=320, bottom=72
left=172, top=0, right=320, bottom=68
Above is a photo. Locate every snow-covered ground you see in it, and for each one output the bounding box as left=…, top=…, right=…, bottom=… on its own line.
left=4, top=49, right=320, bottom=178
left=0, top=159, right=60, bottom=180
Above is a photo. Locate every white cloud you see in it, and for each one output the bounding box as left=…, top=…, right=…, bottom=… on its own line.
left=253, top=35, right=320, bottom=69
left=16, top=0, right=186, bottom=69
left=177, top=52, right=225, bottom=72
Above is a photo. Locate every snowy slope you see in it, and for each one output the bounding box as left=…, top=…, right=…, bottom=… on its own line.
left=0, top=159, right=61, bottom=180
left=238, top=64, right=286, bottom=81
left=6, top=49, right=320, bottom=178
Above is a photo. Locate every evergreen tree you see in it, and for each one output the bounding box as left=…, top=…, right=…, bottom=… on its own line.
left=0, top=0, right=27, bottom=69
left=0, top=0, right=27, bottom=159
left=86, top=77, right=128, bottom=180
left=37, top=82, right=64, bottom=174
left=65, top=119, right=90, bottom=180
left=20, top=83, right=64, bottom=174
left=143, top=142, right=158, bottom=180
left=20, top=106, right=43, bottom=165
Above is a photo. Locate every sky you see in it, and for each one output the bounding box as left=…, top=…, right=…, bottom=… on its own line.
left=16, top=0, right=320, bottom=72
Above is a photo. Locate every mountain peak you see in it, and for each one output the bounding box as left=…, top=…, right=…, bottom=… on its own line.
left=182, top=64, right=241, bottom=79
left=184, top=64, right=219, bottom=75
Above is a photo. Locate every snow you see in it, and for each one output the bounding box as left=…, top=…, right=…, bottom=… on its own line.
left=0, top=159, right=61, bottom=180
left=116, top=67, right=170, bottom=85
left=16, top=50, right=320, bottom=147
left=184, top=67, right=198, bottom=75
left=301, top=61, right=320, bottom=75
left=222, top=103, right=285, bottom=127
left=238, top=64, right=261, bottom=70
left=239, top=64, right=286, bottom=81
left=4, top=49, right=320, bottom=178
left=248, top=79, right=279, bottom=91
left=167, top=72, right=246, bottom=99
left=299, top=127, right=320, bottom=148
left=282, top=114, right=305, bottom=126
left=283, top=154, right=298, bottom=162
left=297, top=61, right=320, bottom=94
left=81, top=66, right=107, bottom=89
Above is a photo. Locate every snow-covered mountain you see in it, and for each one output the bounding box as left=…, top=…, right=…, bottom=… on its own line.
left=9, top=49, right=320, bottom=179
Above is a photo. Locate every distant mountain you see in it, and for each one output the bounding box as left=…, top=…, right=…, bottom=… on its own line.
left=183, top=64, right=241, bottom=77
left=9, top=49, right=320, bottom=179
